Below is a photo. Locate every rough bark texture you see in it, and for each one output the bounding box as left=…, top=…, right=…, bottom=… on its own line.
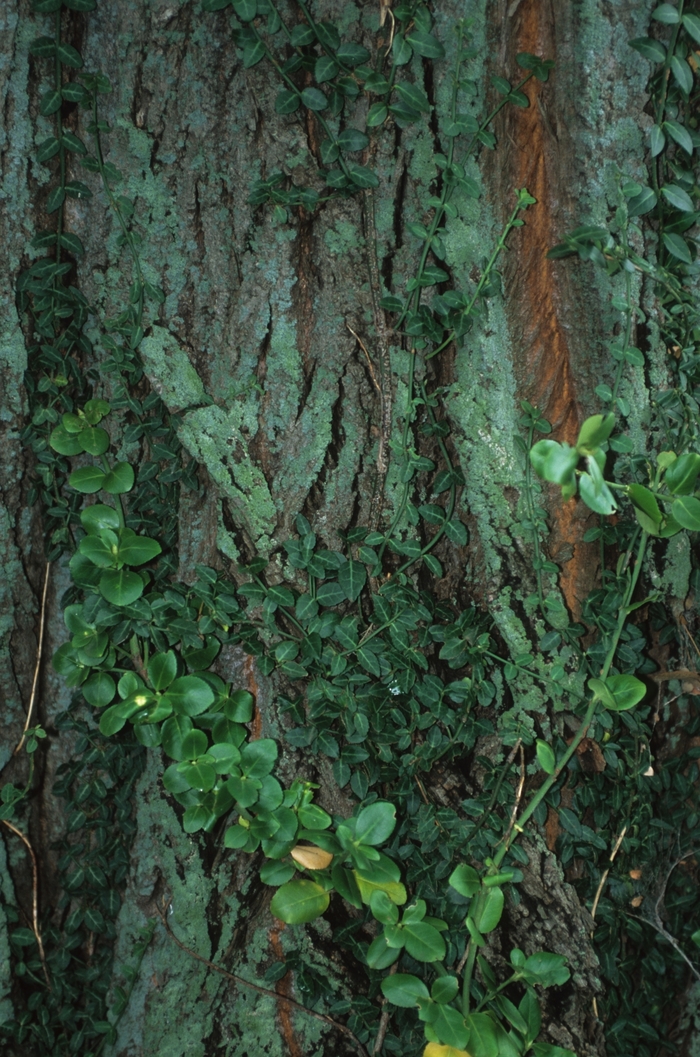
left=0, top=0, right=676, bottom=1055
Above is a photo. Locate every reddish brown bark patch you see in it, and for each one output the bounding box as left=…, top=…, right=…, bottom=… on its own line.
left=491, top=0, right=598, bottom=617
left=269, top=923, right=304, bottom=1057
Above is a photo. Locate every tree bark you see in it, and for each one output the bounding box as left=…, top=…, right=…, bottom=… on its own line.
left=0, top=1, right=670, bottom=1055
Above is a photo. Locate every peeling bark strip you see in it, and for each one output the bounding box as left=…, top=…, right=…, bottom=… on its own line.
left=269, top=924, right=304, bottom=1057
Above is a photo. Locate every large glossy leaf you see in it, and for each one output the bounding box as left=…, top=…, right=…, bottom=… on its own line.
left=240, top=738, right=278, bottom=778
left=381, top=972, right=430, bottom=1007
left=148, top=650, right=177, bottom=691
left=162, top=676, right=215, bottom=716
left=449, top=863, right=480, bottom=897
left=672, top=495, right=700, bottom=530
left=402, top=920, right=446, bottom=962
left=665, top=452, right=700, bottom=494
left=270, top=879, right=329, bottom=924
left=80, top=504, right=120, bottom=534
left=354, top=801, right=397, bottom=846
left=99, top=568, right=144, bottom=606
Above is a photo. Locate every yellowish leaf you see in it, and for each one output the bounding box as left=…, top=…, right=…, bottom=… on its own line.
left=353, top=871, right=407, bottom=905
left=423, top=1044, right=471, bottom=1057
left=290, top=844, right=334, bottom=870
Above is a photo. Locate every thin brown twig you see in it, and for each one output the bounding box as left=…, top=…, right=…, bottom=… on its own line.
left=155, top=900, right=370, bottom=1057
left=347, top=323, right=381, bottom=394
left=15, top=561, right=50, bottom=756
left=590, top=826, right=627, bottom=1019
left=590, top=826, right=628, bottom=929
left=372, top=961, right=397, bottom=1055
left=500, top=742, right=526, bottom=850
left=1, top=819, right=50, bottom=987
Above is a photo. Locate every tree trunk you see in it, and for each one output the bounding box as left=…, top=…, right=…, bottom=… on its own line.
left=0, top=1, right=681, bottom=1056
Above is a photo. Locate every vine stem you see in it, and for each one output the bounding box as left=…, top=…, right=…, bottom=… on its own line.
left=461, top=528, right=649, bottom=1015
left=14, top=561, right=50, bottom=755
left=0, top=820, right=50, bottom=987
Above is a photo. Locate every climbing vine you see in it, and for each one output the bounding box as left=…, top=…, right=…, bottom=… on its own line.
left=3, top=1, right=700, bottom=1057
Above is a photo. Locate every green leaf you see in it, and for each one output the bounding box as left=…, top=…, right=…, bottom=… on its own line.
left=627, top=483, right=662, bottom=533
left=431, top=1004, right=470, bottom=1048
left=275, top=89, right=300, bottom=114
left=405, top=29, right=445, bottom=58
left=604, top=674, right=647, bottom=711
left=650, top=123, right=666, bottom=157
left=148, top=650, right=177, bottom=691
left=99, top=569, right=144, bottom=606
left=684, top=12, right=700, bottom=43
left=224, top=689, right=254, bottom=722
left=37, top=136, right=61, bottom=162
left=260, top=860, right=295, bottom=886
left=629, top=36, right=667, bottom=62
left=347, top=164, right=379, bottom=189
left=403, top=920, right=446, bottom=962
left=270, top=879, right=329, bottom=924
left=653, top=3, right=680, bottom=22
left=357, top=645, right=381, bottom=676
left=49, top=425, right=83, bottom=455
left=395, top=82, right=431, bottom=113
left=661, top=183, right=695, bottom=212
left=664, top=119, right=693, bottom=155
left=432, top=976, right=460, bottom=1004
left=118, top=530, right=162, bottom=566
left=354, top=801, right=397, bottom=846
left=336, top=42, right=370, bottom=66
left=69, top=466, right=106, bottom=494
left=56, top=41, right=83, bottom=67
left=366, top=102, right=388, bottom=127
left=240, top=738, right=278, bottom=778
left=99, top=702, right=132, bottom=736
left=317, top=581, right=346, bottom=607
left=665, top=453, right=700, bottom=494
left=579, top=472, right=616, bottom=516
left=576, top=413, right=615, bottom=452
left=536, top=740, right=556, bottom=775
left=81, top=504, right=120, bottom=534
left=672, top=494, right=700, bottom=530
left=79, top=426, right=110, bottom=456
left=29, top=36, right=56, bottom=56
left=477, top=886, right=504, bottom=933
left=449, top=863, right=481, bottom=897
left=233, top=0, right=256, bottom=18
left=337, top=128, right=369, bottom=152
left=301, top=87, right=327, bottom=111
left=663, top=231, right=692, bottom=263
left=465, top=1012, right=500, bottom=1057
left=102, top=462, right=135, bottom=494
left=163, top=675, right=215, bottom=716
left=82, top=673, right=116, bottom=708
left=161, top=715, right=194, bottom=759
left=208, top=742, right=242, bottom=773
left=522, top=951, right=570, bottom=987
left=381, top=972, right=430, bottom=1007
left=337, top=560, right=366, bottom=602
left=366, top=932, right=401, bottom=969
left=40, top=88, right=62, bottom=115
left=529, top=440, right=578, bottom=486
left=671, top=54, right=693, bottom=93
left=628, top=185, right=657, bottom=216
left=242, top=39, right=265, bottom=67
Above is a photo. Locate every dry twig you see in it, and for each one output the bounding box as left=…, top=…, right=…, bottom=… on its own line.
left=1, top=819, right=50, bottom=987
left=15, top=561, right=50, bottom=756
